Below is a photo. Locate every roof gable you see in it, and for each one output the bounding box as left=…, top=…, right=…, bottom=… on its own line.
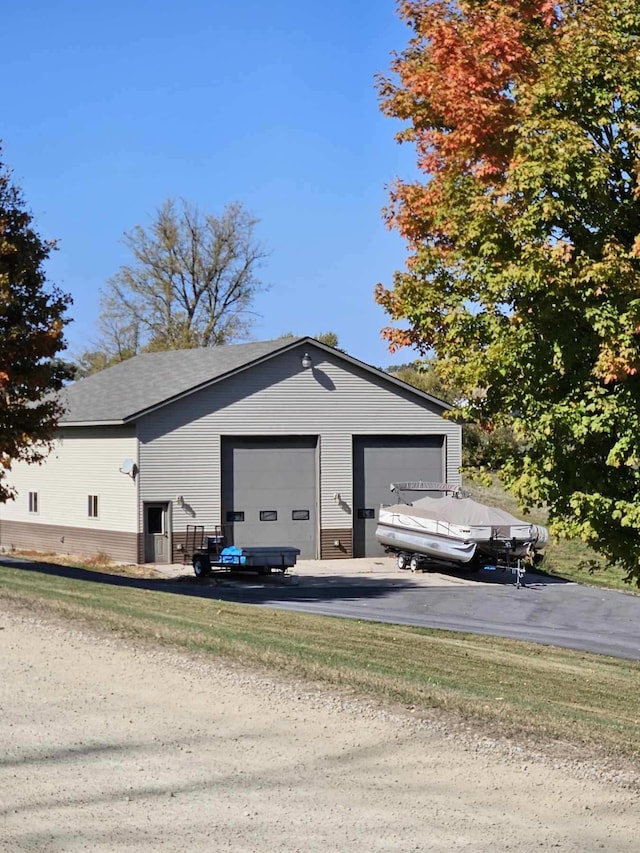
left=59, top=337, right=451, bottom=425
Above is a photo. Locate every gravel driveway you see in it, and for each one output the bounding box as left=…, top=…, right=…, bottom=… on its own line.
left=1, top=601, right=638, bottom=852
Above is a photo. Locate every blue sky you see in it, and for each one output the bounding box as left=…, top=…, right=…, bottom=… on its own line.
left=3, top=0, right=420, bottom=369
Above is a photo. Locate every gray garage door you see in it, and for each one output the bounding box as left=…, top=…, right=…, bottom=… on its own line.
left=221, top=437, right=318, bottom=558
left=353, top=436, right=445, bottom=557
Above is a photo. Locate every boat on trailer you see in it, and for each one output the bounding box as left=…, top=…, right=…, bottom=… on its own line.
left=375, top=482, right=548, bottom=584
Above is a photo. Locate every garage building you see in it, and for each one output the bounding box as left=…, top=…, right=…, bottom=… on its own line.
left=0, top=337, right=462, bottom=564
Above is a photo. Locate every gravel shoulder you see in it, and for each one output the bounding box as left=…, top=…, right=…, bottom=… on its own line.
left=1, top=599, right=638, bottom=852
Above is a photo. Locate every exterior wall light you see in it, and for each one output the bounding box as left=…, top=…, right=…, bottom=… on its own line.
left=301, top=352, right=312, bottom=369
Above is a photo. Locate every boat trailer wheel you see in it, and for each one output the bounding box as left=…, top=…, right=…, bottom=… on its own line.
left=409, top=555, right=420, bottom=573
left=397, top=553, right=410, bottom=571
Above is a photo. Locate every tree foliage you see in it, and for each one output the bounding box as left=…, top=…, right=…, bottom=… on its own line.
left=387, top=360, right=456, bottom=403
left=314, top=331, right=341, bottom=349
left=0, top=153, right=72, bottom=502
left=376, top=0, right=640, bottom=583
left=388, top=362, right=520, bottom=468
left=277, top=331, right=343, bottom=349
left=78, top=199, right=267, bottom=374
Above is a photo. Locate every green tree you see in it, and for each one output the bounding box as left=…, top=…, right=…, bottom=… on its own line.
left=387, top=361, right=456, bottom=403
left=276, top=331, right=343, bottom=349
left=388, top=362, right=520, bottom=468
left=0, top=152, right=72, bottom=502
left=78, top=199, right=268, bottom=373
left=314, top=331, right=340, bottom=349
left=376, top=0, right=640, bottom=583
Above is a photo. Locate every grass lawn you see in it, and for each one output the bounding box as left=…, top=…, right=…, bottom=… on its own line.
left=1, top=555, right=638, bottom=770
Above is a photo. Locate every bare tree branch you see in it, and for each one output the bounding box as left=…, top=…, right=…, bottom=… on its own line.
left=77, top=199, right=268, bottom=371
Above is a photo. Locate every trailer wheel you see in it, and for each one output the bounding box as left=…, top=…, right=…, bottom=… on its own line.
left=409, top=555, right=420, bottom=573
left=397, top=553, right=409, bottom=571
left=193, top=556, right=211, bottom=578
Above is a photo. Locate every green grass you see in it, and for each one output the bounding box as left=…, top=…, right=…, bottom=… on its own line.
left=1, top=557, right=639, bottom=769
left=466, top=476, right=637, bottom=592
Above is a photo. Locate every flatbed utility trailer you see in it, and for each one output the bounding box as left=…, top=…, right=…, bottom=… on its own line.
left=191, top=533, right=300, bottom=578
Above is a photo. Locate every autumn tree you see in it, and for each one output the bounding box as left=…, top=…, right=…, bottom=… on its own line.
left=0, top=152, right=72, bottom=502
left=376, top=0, right=640, bottom=583
left=387, top=360, right=455, bottom=403
left=78, top=199, right=268, bottom=374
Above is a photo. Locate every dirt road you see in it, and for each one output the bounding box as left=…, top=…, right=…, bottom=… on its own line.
left=1, top=602, right=638, bottom=852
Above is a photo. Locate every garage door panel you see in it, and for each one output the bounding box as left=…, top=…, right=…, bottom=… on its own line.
left=222, top=437, right=317, bottom=558
left=353, top=436, right=445, bottom=557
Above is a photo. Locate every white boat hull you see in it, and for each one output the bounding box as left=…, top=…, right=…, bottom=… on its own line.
left=375, top=522, right=478, bottom=564
left=376, top=499, right=549, bottom=566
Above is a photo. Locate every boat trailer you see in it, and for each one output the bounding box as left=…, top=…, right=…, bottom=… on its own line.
left=380, top=482, right=546, bottom=588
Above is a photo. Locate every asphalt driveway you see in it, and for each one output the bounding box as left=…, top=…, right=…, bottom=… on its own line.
left=182, top=558, right=640, bottom=661
left=3, top=554, right=640, bottom=660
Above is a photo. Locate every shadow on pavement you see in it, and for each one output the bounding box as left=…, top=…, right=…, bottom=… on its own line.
left=462, top=566, right=572, bottom=587
left=0, top=555, right=426, bottom=604
left=0, top=553, right=570, bottom=611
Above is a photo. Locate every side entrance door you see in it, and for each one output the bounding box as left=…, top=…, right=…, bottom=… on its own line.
left=144, top=503, right=170, bottom=563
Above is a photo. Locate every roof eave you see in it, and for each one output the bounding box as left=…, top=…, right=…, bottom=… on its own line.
left=59, top=419, right=128, bottom=427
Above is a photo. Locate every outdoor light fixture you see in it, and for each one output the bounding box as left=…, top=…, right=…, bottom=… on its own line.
left=301, top=352, right=312, bottom=369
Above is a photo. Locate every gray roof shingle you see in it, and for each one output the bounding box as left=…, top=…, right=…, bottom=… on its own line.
left=59, top=338, right=303, bottom=424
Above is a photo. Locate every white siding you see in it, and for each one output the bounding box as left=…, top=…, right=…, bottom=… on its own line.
left=0, top=427, right=138, bottom=533
left=137, top=346, right=461, bottom=540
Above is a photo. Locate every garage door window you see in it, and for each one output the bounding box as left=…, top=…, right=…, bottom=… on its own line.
left=226, top=511, right=244, bottom=522
left=358, top=508, right=375, bottom=519
left=260, top=510, right=277, bottom=521
left=292, top=510, right=310, bottom=521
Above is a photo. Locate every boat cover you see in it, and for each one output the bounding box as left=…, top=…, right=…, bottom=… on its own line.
left=392, top=496, right=535, bottom=529
left=377, top=494, right=549, bottom=566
